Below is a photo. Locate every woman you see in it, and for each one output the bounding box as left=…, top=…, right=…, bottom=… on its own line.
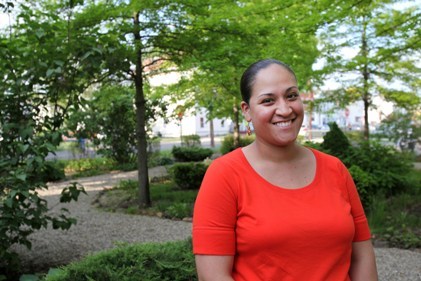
left=192, top=59, right=378, bottom=281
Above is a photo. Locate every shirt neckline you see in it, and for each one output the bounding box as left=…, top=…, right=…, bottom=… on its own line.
left=237, top=147, right=320, bottom=193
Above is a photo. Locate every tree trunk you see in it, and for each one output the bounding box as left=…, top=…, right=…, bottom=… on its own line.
left=209, top=118, right=215, bottom=148
left=361, top=19, right=370, bottom=141
left=133, top=12, right=151, bottom=208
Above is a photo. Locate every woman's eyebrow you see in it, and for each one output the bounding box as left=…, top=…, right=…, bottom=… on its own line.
left=258, top=86, right=299, bottom=97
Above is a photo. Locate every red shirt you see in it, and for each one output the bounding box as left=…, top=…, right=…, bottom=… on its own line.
left=193, top=148, right=371, bottom=281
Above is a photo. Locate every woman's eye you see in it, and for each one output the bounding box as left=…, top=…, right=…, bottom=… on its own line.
left=287, top=93, right=299, bottom=100
left=262, top=98, right=274, bottom=104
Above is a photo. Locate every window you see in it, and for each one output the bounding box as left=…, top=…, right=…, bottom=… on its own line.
left=200, top=117, right=204, bottom=128
left=221, top=120, right=225, bottom=127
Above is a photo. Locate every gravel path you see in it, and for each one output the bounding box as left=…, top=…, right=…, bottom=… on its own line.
left=13, top=167, right=421, bottom=280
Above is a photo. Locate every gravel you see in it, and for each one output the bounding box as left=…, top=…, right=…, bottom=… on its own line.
left=12, top=168, right=421, bottom=280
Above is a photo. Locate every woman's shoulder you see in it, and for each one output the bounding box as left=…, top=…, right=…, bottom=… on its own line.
left=212, top=148, right=244, bottom=164
left=207, top=148, right=245, bottom=173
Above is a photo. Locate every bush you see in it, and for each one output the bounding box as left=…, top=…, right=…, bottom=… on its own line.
left=181, top=134, right=201, bottom=147
left=40, top=161, right=66, bottom=182
left=148, top=151, right=174, bottom=168
left=220, top=134, right=254, bottom=155
left=321, top=122, right=350, bottom=158
left=43, top=239, right=196, bottom=281
left=344, top=142, right=413, bottom=199
left=170, top=162, right=208, bottom=189
left=171, top=146, right=213, bottom=162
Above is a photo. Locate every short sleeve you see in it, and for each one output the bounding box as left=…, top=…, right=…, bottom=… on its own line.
left=192, top=159, right=238, bottom=255
left=342, top=164, right=371, bottom=242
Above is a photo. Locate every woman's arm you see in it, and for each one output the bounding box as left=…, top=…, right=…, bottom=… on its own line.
left=195, top=255, right=234, bottom=281
left=349, top=240, right=378, bottom=281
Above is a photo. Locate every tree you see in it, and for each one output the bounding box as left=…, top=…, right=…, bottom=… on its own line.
left=0, top=0, right=111, bottom=276
left=171, top=0, right=367, bottom=147
left=318, top=1, right=421, bottom=140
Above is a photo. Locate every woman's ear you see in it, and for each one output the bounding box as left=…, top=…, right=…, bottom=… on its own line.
left=241, top=101, right=251, bottom=122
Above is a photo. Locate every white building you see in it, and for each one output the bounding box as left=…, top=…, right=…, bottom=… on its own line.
left=148, top=70, right=233, bottom=138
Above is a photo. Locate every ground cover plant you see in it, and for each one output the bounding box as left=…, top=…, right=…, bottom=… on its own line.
left=42, top=239, right=196, bottom=281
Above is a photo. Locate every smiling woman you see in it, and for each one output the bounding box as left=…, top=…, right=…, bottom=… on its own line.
left=192, top=58, right=378, bottom=281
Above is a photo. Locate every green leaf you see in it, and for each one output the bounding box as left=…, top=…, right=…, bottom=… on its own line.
left=35, top=28, right=45, bottom=39
left=46, top=268, right=63, bottom=277
left=19, top=275, right=39, bottom=281
left=46, top=68, right=55, bottom=77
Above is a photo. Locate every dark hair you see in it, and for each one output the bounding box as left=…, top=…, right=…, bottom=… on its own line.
left=240, top=59, right=297, bottom=104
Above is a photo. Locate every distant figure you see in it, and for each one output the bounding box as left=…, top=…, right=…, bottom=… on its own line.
left=78, top=138, right=86, bottom=155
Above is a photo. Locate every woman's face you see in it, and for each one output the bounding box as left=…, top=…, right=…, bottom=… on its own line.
left=241, top=64, right=304, bottom=147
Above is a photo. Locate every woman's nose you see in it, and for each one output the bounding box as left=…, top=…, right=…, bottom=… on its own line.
left=275, top=100, right=292, bottom=115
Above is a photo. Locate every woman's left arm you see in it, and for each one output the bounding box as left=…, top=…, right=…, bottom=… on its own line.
left=349, top=240, right=378, bottom=281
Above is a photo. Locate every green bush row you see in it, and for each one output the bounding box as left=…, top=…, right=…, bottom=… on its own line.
left=43, top=239, right=196, bottom=281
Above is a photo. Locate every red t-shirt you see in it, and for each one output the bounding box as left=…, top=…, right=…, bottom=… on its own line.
left=193, top=148, right=371, bottom=281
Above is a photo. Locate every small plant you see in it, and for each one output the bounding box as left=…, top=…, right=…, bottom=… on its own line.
left=165, top=203, right=192, bottom=219
left=220, top=134, right=254, bottom=155
left=181, top=134, right=201, bottom=147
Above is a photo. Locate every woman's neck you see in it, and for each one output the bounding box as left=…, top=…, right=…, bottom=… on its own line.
left=246, top=139, right=304, bottom=164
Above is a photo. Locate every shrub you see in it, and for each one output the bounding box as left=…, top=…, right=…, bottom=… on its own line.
left=321, top=122, right=350, bottom=158
left=148, top=151, right=174, bottom=168
left=40, top=161, right=66, bottom=182
left=171, top=146, right=213, bottom=162
left=170, top=162, right=208, bottom=189
left=344, top=142, right=413, bottom=198
left=181, top=134, right=201, bottom=147
left=43, top=239, right=196, bottom=281
left=220, top=134, right=254, bottom=155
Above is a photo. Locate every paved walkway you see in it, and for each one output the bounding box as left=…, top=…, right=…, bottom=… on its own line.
left=12, top=167, right=421, bottom=280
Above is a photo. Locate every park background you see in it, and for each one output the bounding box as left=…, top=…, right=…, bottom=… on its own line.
left=0, top=0, right=420, bottom=280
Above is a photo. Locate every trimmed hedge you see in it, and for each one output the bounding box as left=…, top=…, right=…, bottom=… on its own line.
left=43, top=239, right=196, bottom=281
left=170, top=162, right=208, bottom=189
left=171, top=146, right=213, bottom=162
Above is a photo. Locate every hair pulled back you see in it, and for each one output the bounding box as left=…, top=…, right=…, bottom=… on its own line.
left=240, top=59, right=297, bottom=104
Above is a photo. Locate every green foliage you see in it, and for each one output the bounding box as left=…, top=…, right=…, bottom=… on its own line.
left=41, top=161, right=66, bottom=182
left=369, top=170, right=421, bottom=249
left=171, top=146, right=213, bottom=162
left=106, top=181, right=197, bottom=219
left=63, top=158, right=118, bottom=178
left=220, top=134, right=254, bottom=155
left=345, top=142, right=413, bottom=199
left=318, top=1, right=420, bottom=138
left=170, top=162, right=208, bottom=190
left=320, top=122, right=350, bottom=158
left=148, top=151, right=174, bottom=168
left=165, top=203, right=192, bottom=219
left=181, top=134, right=201, bottom=147
left=378, top=111, right=420, bottom=144
left=43, top=239, right=196, bottom=281
left=317, top=123, right=413, bottom=209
